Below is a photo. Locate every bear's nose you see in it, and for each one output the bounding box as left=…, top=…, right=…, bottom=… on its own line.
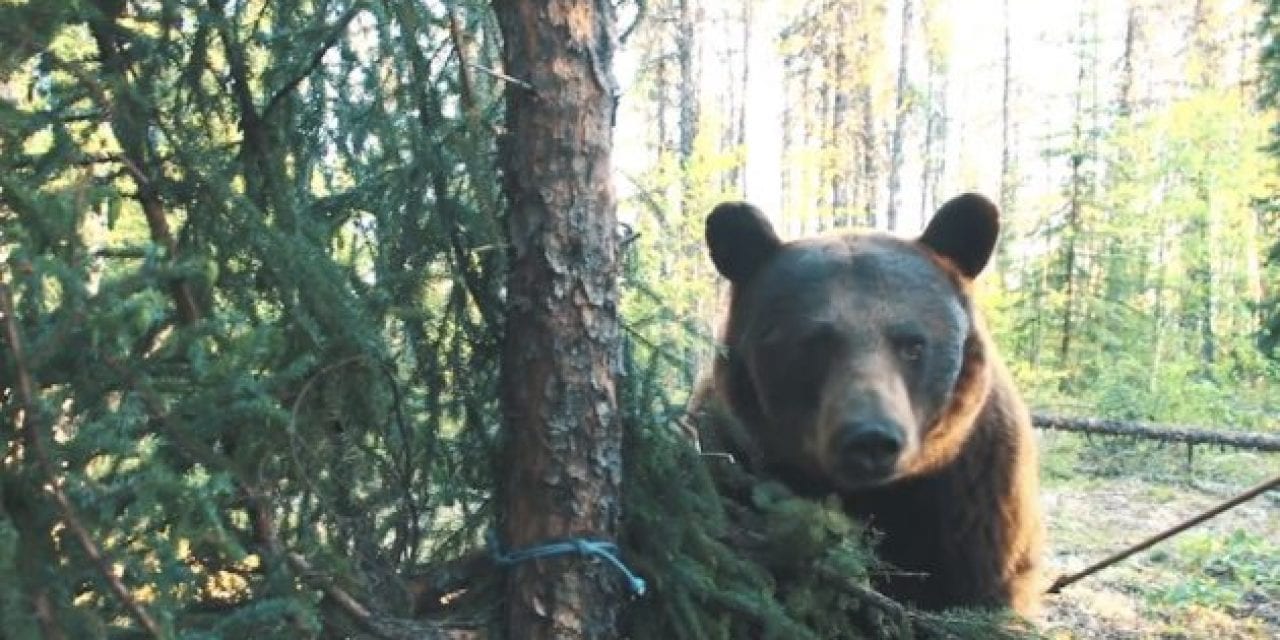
left=838, top=420, right=904, bottom=478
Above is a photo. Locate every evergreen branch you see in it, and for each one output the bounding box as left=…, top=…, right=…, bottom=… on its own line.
left=100, top=349, right=456, bottom=637
left=285, top=354, right=422, bottom=559
left=66, top=19, right=203, bottom=325
left=0, top=283, right=167, bottom=639
left=263, top=3, right=366, bottom=118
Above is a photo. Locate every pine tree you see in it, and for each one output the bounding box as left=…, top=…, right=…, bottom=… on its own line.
left=1, top=2, right=505, bottom=635
left=1256, top=0, right=1280, bottom=357
left=491, top=0, right=627, bottom=636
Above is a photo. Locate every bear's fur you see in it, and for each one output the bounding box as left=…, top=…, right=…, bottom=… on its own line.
left=695, top=194, right=1043, bottom=614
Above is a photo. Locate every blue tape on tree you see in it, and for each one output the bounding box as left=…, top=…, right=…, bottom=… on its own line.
left=488, top=529, right=648, bottom=597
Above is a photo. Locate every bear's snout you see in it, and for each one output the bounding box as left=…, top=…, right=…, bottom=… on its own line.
left=837, top=419, right=905, bottom=484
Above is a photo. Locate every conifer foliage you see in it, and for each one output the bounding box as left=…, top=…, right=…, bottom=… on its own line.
left=2, top=1, right=505, bottom=636
left=0, top=1, right=1076, bottom=638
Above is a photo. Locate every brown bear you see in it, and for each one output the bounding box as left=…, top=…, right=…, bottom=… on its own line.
left=696, top=193, right=1043, bottom=614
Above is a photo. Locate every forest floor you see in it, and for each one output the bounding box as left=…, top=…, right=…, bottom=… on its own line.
left=1035, top=433, right=1280, bottom=639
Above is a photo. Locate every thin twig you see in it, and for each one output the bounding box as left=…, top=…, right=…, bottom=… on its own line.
left=1047, top=472, right=1280, bottom=594
left=619, top=0, right=648, bottom=45
left=1, top=284, right=166, bottom=638
left=468, top=62, right=535, bottom=91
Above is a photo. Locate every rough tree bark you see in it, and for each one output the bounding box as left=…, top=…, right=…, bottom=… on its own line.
left=491, top=1, right=624, bottom=638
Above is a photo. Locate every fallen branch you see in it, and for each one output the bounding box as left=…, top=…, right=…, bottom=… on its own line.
left=1032, top=413, right=1280, bottom=452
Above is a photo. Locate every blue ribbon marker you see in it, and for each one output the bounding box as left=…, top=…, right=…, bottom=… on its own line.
left=487, top=529, right=648, bottom=597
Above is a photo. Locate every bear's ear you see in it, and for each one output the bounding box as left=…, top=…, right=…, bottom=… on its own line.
left=706, top=202, right=783, bottom=284
left=919, top=193, right=1000, bottom=279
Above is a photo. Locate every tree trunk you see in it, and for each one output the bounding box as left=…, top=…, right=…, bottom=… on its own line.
left=1199, top=190, right=1219, bottom=371
left=1149, top=220, right=1169, bottom=392
left=492, top=1, right=624, bottom=638
left=732, top=0, right=752, bottom=192
left=859, top=83, right=879, bottom=228
left=782, top=53, right=794, bottom=231
left=678, top=0, right=699, bottom=213
left=999, top=0, right=1014, bottom=215
left=857, top=14, right=880, bottom=229
left=920, top=27, right=948, bottom=228
left=1059, top=160, right=1081, bottom=373
left=1118, top=1, right=1138, bottom=115
left=886, top=0, right=914, bottom=232
left=996, top=0, right=1016, bottom=282
left=832, top=4, right=851, bottom=227
left=1058, top=1, right=1097, bottom=383
left=816, top=35, right=832, bottom=229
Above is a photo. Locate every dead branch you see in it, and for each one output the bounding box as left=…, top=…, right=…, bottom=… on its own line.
left=1048, top=472, right=1280, bottom=594
left=815, top=566, right=964, bottom=640
left=287, top=552, right=480, bottom=640
left=1033, top=413, right=1280, bottom=452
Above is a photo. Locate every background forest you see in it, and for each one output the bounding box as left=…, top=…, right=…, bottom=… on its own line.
left=1, top=0, right=1278, bottom=638
left=619, top=0, right=1279, bottom=425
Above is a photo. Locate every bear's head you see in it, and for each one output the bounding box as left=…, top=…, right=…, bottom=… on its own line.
left=706, top=194, right=1000, bottom=491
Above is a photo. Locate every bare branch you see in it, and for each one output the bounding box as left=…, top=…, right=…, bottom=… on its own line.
left=1048, top=473, right=1280, bottom=593
left=468, top=63, right=534, bottom=92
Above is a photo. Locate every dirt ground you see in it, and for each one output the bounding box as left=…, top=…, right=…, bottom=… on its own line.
left=1037, top=476, right=1280, bottom=639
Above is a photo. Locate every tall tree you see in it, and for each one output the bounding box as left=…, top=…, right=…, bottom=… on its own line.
left=1259, top=0, right=1280, bottom=357
left=886, top=0, right=916, bottom=231
left=1000, top=0, right=1015, bottom=216
left=1056, top=0, right=1101, bottom=378
left=678, top=0, right=701, bottom=213
left=491, top=0, right=626, bottom=638
left=919, top=0, right=950, bottom=224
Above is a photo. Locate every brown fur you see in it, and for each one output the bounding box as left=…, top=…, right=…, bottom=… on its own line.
left=696, top=196, right=1044, bottom=614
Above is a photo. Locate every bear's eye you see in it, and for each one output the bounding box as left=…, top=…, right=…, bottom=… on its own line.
left=892, top=335, right=927, bottom=363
